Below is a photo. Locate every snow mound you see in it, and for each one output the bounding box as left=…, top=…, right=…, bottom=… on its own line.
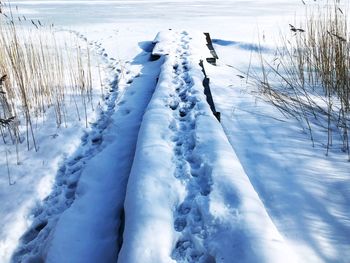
left=118, top=30, right=300, bottom=263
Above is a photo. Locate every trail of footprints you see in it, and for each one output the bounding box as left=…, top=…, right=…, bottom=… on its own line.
left=169, top=32, right=214, bottom=263
left=11, top=31, right=137, bottom=262
left=13, top=30, right=213, bottom=262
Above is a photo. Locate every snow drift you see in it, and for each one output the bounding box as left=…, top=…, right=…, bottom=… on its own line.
left=118, top=30, right=299, bottom=263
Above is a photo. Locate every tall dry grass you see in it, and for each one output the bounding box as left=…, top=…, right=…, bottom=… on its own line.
left=0, top=2, right=94, bottom=155
left=254, top=0, right=350, bottom=160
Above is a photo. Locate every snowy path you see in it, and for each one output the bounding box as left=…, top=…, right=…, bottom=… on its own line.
left=10, top=37, right=121, bottom=262
left=12, top=30, right=300, bottom=263
left=11, top=34, right=163, bottom=262
left=118, top=30, right=300, bottom=263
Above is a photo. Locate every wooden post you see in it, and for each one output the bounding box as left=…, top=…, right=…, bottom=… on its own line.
left=204, top=33, right=219, bottom=65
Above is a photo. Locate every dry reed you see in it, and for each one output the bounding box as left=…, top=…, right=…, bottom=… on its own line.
left=0, top=2, right=94, bottom=155
left=253, top=0, right=350, bottom=160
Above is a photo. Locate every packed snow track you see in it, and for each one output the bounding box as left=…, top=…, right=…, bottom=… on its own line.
left=118, top=30, right=300, bottom=263
left=11, top=32, right=163, bottom=263
left=11, top=30, right=301, bottom=263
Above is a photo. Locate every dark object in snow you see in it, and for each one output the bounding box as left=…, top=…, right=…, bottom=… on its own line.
left=200, top=33, right=220, bottom=121
left=0, top=116, right=15, bottom=126
left=204, top=32, right=219, bottom=65
left=149, top=38, right=161, bottom=61
left=0, top=74, right=7, bottom=82
left=199, top=60, right=220, bottom=122
left=289, top=24, right=305, bottom=33
left=0, top=74, right=16, bottom=126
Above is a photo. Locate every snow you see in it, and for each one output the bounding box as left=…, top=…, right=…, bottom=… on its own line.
left=0, top=31, right=103, bottom=261
left=206, top=41, right=350, bottom=262
left=0, top=0, right=349, bottom=262
left=45, top=38, right=163, bottom=263
left=119, top=30, right=299, bottom=263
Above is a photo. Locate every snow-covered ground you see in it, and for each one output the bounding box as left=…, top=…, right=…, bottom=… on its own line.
left=207, top=43, right=350, bottom=262
left=117, top=30, right=300, bottom=263
left=0, top=0, right=349, bottom=262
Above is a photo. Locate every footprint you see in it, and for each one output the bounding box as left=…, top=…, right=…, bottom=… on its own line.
left=67, top=182, right=78, bottom=189
left=187, top=155, right=202, bottom=170
left=169, top=121, right=178, bottom=132
left=173, top=239, right=192, bottom=259
left=178, top=202, right=191, bottom=215
left=192, top=207, right=202, bottom=222
left=91, top=134, right=103, bottom=144
left=67, top=164, right=82, bottom=175
left=65, top=190, right=75, bottom=199
left=179, top=108, right=188, bottom=117
left=34, top=221, right=48, bottom=233
left=21, top=220, right=48, bottom=244
left=199, top=184, right=211, bottom=196
left=174, top=146, right=183, bottom=156
left=190, top=251, right=204, bottom=261
left=176, top=141, right=183, bottom=147
left=179, top=90, right=188, bottom=101
left=174, top=217, right=187, bottom=232
left=182, top=73, right=192, bottom=85
left=175, top=239, right=191, bottom=250
left=186, top=100, right=196, bottom=111
left=169, top=99, right=179, bottom=110
left=179, top=123, right=187, bottom=131
left=186, top=136, right=196, bottom=151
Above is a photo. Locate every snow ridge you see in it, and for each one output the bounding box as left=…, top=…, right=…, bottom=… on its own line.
left=43, top=37, right=164, bottom=263
left=118, top=30, right=301, bottom=263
